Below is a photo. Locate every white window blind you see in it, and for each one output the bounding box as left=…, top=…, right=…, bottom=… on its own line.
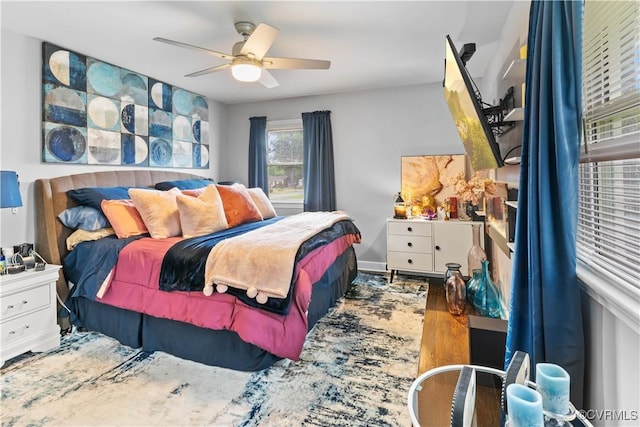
left=577, top=0, right=640, bottom=326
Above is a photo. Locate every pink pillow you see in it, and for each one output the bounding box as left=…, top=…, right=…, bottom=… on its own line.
left=128, top=187, right=182, bottom=239
left=248, top=187, right=277, bottom=219
left=216, top=183, right=263, bottom=228
left=176, top=185, right=228, bottom=238
left=100, top=199, right=148, bottom=238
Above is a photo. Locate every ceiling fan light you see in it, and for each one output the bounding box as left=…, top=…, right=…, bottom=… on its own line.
left=231, top=63, right=262, bottom=82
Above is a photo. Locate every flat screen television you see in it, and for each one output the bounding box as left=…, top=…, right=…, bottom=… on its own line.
left=444, top=35, right=504, bottom=170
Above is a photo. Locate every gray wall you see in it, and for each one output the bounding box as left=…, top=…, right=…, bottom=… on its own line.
left=221, top=84, right=464, bottom=270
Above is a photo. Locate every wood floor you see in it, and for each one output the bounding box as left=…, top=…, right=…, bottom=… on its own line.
left=413, top=279, right=502, bottom=427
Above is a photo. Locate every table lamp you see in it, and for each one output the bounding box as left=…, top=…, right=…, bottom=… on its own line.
left=1, top=171, right=23, bottom=209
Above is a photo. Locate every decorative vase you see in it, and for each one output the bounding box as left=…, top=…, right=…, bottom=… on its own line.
left=457, top=199, right=472, bottom=220
left=466, top=269, right=482, bottom=304
left=443, top=262, right=462, bottom=291
left=472, top=260, right=506, bottom=318
left=467, top=223, right=487, bottom=277
left=445, top=269, right=467, bottom=315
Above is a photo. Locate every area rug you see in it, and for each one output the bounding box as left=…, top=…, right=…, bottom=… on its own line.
left=0, top=272, right=428, bottom=427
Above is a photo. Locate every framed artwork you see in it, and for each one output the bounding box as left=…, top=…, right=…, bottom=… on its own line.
left=42, top=42, right=209, bottom=169
left=400, top=154, right=466, bottom=209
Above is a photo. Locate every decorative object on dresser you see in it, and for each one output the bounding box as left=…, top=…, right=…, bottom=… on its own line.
left=393, top=192, right=407, bottom=219
left=387, top=219, right=484, bottom=282
left=400, top=154, right=466, bottom=219
left=42, top=42, right=209, bottom=168
left=449, top=172, right=497, bottom=221
left=1, top=265, right=62, bottom=366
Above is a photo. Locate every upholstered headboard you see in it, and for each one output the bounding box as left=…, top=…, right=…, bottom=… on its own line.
left=35, top=170, right=209, bottom=308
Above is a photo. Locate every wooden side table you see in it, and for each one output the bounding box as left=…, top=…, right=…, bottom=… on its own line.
left=1, top=264, right=62, bottom=366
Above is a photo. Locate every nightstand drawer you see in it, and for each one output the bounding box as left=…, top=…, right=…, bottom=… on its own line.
left=387, top=251, right=433, bottom=271
left=1, top=284, right=51, bottom=321
left=388, top=221, right=431, bottom=237
left=387, top=235, right=432, bottom=253
left=1, top=308, right=52, bottom=344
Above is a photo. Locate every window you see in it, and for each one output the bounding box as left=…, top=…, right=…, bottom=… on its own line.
left=266, top=119, right=304, bottom=202
left=577, top=0, right=640, bottom=327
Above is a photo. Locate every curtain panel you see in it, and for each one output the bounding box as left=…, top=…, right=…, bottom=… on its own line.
left=302, top=111, right=336, bottom=212
left=248, top=116, right=268, bottom=194
left=505, top=0, right=585, bottom=407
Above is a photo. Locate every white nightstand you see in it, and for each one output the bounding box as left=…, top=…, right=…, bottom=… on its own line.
left=1, top=264, right=62, bottom=366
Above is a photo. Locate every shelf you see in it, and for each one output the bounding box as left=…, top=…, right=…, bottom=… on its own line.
left=502, top=59, right=526, bottom=80
left=507, top=242, right=515, bottom=252
left=503, top=107, right=524, bottom=121
left=505, top=201, right=518, bottom=209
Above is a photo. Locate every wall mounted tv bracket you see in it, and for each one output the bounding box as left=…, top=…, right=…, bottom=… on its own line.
left=460, top=42, right=516, bottom=137
left=482, top=86, right=516, bottom=137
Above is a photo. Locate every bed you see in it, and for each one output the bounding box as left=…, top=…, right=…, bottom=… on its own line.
left=35, top=170, right=360, bottom=371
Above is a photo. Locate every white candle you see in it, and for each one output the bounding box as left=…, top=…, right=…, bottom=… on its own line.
left=536, top=363, right=570, bottom=415
left=506, top=383, right=544, bottom=427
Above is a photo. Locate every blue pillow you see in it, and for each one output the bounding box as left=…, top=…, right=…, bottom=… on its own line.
left=67, top=186, right=133, bottom=211
left=58, top=206, right=110, bottom=231
left=154, top=179, right=214, bottom=191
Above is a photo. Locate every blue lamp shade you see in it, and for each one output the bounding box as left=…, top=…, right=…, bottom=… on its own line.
left=1, top=171, right=23, bottom=208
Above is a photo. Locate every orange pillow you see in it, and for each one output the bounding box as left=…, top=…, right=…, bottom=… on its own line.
left=216, top=183, right=263, bottom=228
left=100, top=199, right=148, bottom=238
left=128, top=187, right=182, bottom=239
left=247, top=187, right=277, bottom=219
left=176, top=185, right=228, bottom=238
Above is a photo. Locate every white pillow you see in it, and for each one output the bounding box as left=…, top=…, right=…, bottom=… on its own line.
left=248, top=187, right=277, bottom=219
left=176, top=185, right=228, bottom=238
left=128, top=187, right=182, bottom=238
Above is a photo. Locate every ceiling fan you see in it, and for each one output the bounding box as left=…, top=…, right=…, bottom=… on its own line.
left=154, top=21, right=331, bottom=88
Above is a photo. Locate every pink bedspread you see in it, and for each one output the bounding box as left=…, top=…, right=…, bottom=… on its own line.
left=96, top=234, right=358, bottom=360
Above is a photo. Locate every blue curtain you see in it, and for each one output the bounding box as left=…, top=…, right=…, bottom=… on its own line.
left=248, top=116, right=268, bottom=194
left=505, top=0, right=584, bottom=407
left=302, top=111, right=336, bottom=211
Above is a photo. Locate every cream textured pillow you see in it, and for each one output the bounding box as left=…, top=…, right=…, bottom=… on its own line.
left=66, top=227, right=116, bottom=250
left=129, top=187, right=182, bottom=239
left=176, top=185, right=228, bottom=238
left=248, top=187, right=277, bottom=219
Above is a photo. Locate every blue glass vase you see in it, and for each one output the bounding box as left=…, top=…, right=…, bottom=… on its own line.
left=466, top=269, right=482, bottom=304
left=473, top=260, right=505, bottom=318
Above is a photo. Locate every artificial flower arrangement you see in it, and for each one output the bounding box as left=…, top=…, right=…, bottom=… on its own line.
left=450, top=172, right=497, bottom=205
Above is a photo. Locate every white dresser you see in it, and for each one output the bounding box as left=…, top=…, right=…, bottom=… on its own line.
left=387, top=218, right=484, bottom=281
left=1, top=264, right=62, bottom=366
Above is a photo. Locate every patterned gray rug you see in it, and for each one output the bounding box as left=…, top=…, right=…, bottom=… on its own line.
left=1, top=272, right=428, bottom=427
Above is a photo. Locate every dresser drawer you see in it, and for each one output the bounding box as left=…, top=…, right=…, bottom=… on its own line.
left=388, top=221, right=431, bottom=237
left=387, top=251, right=433, bottom=272
left=387, top=235, right=432, bottom=254
left=1, top=284, right=51, bottom=322
left=1, top=308, right=52, bottom=344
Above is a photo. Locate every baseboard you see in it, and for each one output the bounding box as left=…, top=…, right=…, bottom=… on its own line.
left=357, top=261, right=387, bottom=273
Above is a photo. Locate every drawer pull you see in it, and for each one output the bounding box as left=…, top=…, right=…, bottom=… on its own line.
left=9, top=330, right=16, bottom=335
left=435, top=245, right=441, bottom=251
left=407, top=227, right=413, bottom=232
left=7, top=304, right=14, bottom=309
left=407, top=259, right=413, bottom=264
left=407, top=242, right=413, bottom=247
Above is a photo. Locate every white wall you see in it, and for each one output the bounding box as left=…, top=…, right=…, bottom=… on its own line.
left=0, top=28, right=226, bottom=249
left=221, top=84, right=464, bottom=271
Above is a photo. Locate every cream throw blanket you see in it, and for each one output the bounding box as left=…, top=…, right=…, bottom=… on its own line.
left=203, top=211, right=353, bottom=303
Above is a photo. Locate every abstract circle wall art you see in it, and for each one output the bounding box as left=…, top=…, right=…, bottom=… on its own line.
left=42, top=42, right=209, bottom=169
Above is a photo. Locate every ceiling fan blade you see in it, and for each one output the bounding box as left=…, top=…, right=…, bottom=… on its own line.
left=185, top=63, right=231, bottom=78
left=259, top=69, right=279, bottom=88
left=240, top=23, right=279, bottom=60
left=262, top=57, right=331, bottom=70
left=153, top=37, right=233, bottom=60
